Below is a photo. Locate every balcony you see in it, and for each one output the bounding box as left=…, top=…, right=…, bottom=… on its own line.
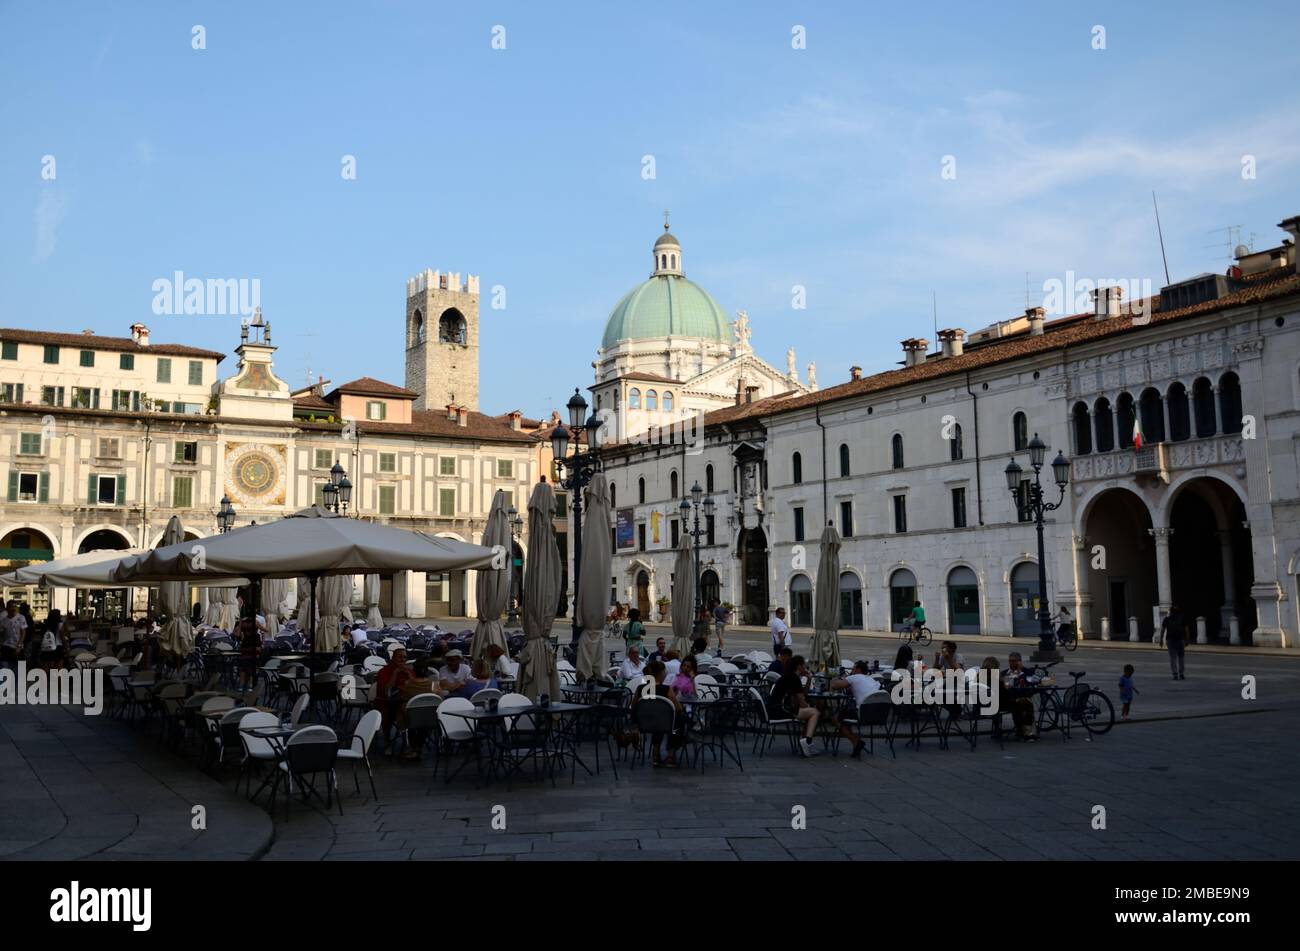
left=1070, top=435, right=1245, bottom=485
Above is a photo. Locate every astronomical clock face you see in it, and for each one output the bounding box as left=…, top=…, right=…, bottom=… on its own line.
left=225, top=443, right=286, bottom=507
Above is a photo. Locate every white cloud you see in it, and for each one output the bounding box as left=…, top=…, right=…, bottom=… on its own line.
left=33, top=190, right=69, bottom=263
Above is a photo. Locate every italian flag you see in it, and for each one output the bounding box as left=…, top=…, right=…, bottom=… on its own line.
left=1132, top=415, right=1144, bottom=450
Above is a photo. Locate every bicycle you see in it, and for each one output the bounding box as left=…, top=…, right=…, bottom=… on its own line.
left=604, top=619, right=623, bottom=640
left=1031, top=665, right=1114, bottom=737
left=899, top=623, right=932, bottom=647
left=1053, top=619, right=1079, bottom=652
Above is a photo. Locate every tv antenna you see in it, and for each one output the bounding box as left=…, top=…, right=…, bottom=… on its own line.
left=1152, top=192, right=1171, bottom=285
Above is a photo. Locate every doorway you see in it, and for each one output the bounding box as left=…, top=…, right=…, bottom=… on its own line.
left=1010, top=562, right=1040, bottom=637
left=636, top=570, right=651, bottom=618
left=738, top=528, right=769, bottom=625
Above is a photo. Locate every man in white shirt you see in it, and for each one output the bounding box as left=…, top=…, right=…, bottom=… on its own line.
left=619, top=646, right=645, bottom=681
left=831, top=660, right=883, bottom=758
left=438, top=650, right=472, bottom=692
left=770, top=607, right=792, bottom=653
left=350, top=627, right=371, bottom=647
left=1, top=601, right=27, bottom=670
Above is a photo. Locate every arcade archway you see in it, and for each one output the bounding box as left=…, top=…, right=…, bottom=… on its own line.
left=1082, top=488, right=1157, bottom=639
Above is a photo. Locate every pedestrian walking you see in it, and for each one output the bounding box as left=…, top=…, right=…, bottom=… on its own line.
left=770, top=607, right=792, bottom=653
left=711, top=600, right=728, bottom=652
left=1118, top=664, right=1138, bottom=719
left=1161, top=606, right=1188, bottom=680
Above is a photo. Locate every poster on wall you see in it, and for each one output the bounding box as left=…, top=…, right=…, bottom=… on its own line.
left=616, top=508, right=636, bottom=550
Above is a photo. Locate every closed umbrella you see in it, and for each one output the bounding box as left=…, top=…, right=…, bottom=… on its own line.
left=670, top=534, right=695, bottom=657
left=315, top=574, right=349, bottom=654
left=364, top=574, right=384, bottom=629
left=574, top=473, right=612, bottom=681
left=295, top=576, right=312, bottom=627
left=157, top=517, right=193, bottom=662
left=262, top=577, right=289, bottom=638
left=470, top=490, right=511, bottom=664
left=204, top=587, right=223, bottom=627
left=810, top=522, right=843, bottom=673
left=217, top=587, right=239, bottom=633
left=516, top=482, right=561, bottom=701
left=340, top=575, right=355, bottom=623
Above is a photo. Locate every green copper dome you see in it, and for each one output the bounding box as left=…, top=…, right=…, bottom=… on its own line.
left=602, top=274, right=730, bottom=349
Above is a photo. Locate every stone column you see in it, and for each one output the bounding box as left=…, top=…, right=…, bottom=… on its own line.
left=1217, top=529, right=1237, bottom=633
left=1070, top=532, right=1094, bottom=639
left=1149, top=527, right=1174, bottom=631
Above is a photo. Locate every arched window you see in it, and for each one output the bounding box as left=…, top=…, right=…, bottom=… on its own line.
left=670, top=470, right=679, bottom=498
left=1219, top=372, right=1243, bottom=434
left=638, top=477, right=646, bottom=504
left=1116, top=393, right=1136, bottom=449
left=645, top=389, right=658, bottom=411
left=705, top=463, right=714, bottom=493
left=1072, top=402, right=1092, bottom=455
left=628, top=388, right=641, bottom=409
left=1139, top=387, right=1166, bottom=443
left=1012, top=411, right=1028, bottom=451
left=670, top=254, right=676, bottom=269
left=662, top=391, right=673, bottom=412
left=950, top=423, right=964, bottom=461
left=438, top=309, right=467, bottom=345
left=891, top=433, right=904, bottom=470
left=413, top=308, right=425, bottom=343
left=792, top=451, right=803, bottom=484
left=1167, top=382, right=1190, bottom=442
left=839, top=443, right=851, bottom=477
left=1192, top=377, right=1216, bottom=437
left=1094, top=397, right=1115, bottom=452
left=660, top=255, right=667, bottom=269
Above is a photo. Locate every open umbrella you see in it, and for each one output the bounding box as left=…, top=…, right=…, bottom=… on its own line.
left=364, top=574, right=384, bottom=629
left=670, top=533, right=695, bottom=657
left=574, top=473, right=612, bottom=681
left=0, top=548, right=144, bottom=586
left=470, top=490, right=511, bottom=664
left=810, top=522, right=843, bottom=673
left=516, top=482, right=561, bottom=701
left=157, top=517, right=193, bottom=663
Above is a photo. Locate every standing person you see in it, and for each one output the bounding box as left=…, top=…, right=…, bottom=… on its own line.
left=1162, top=605, right=1188, bottom=680
left=712, top=600, right=728, bottom=653
left=623, top=608, right=645, bottom=655
left=19, top=604, right=36, bottom=663
left=770, top=607, right=792, bottom=653
left=236, top=616, right=262, bottom=695
left=1118, top=664, right=1138, bottom=720
left=1, top=601, right=28, bottom=672
left=769, top=654, right=820, bottom=757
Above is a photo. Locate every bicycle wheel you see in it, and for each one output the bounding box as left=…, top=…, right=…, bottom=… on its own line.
left=1036, top=691, right=1062, bottom=734
left=915, top=627, right=932, bottom=647
left=1079, top=689, right=1115, bottom=735
left=1064, top=625, right=1079, bottom=651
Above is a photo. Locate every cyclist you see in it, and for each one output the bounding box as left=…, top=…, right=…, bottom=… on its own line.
left=1050, top=606, right=1073, bottom=645
left=908, top=601, right=926, bottom=639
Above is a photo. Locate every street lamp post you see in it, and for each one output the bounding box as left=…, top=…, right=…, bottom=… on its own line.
left=322, top=461, right=353, bottom=515
left=552, top=388, right=604, bottom=649
left=678, top=481, right=715, bottom=639
left=216, top=495, right=237, bottom=534
left=1004, top=433, right=1071, bottom=661
left=505, top=505, right=523, bottom=626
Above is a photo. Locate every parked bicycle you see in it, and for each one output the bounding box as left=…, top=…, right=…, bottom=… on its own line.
left=1030, top=664, right=1114, bottom=736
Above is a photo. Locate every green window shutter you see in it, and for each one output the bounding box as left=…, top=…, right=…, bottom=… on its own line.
left=38, top=472, right=49, bottom=503
left=116, top=476, right=126, bottom=505
left=7, top=471, right=17, bottom=502
left=88, top=474, right=97, bottom=504
left=91, top=388, right=100, bottom=409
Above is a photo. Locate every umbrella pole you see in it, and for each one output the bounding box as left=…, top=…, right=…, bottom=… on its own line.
left=309, top=576, right=318, bottom=655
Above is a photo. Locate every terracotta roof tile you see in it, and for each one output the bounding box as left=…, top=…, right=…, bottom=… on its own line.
left=0, top=328, right=225, bottom=361
left=325, top=376, right=418, bottom=400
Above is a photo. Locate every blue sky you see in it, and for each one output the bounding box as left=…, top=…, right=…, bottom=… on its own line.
left=3, top=1, right=1298, bottom=416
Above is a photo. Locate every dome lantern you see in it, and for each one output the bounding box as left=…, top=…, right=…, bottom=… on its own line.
left=652, top=211, right=682, bottom=276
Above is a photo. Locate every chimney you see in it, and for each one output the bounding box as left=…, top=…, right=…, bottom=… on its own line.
left=849, top=366, right=862, bottom=381
left=508, top=410, right=522, bottom=431
left=457, top=406, right=469, bottom=427
left=1025, top=306, right=1045, bottom=336
left=130, top=323, right=150, bottom=347
left=1092, top=285, right=1123, bottom=320
left=937, top=328, right=965, bottom=359
left=901, top=338, right=929, bottom=368
left=735, top=377, right=744, bottom=406
left=446, top=403, right=458, bottom=421
left=1279, top=216, right=1300, bottom=274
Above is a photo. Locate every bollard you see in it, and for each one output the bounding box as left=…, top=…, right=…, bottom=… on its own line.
left=1196, top=616, right=1208, bottom=644
left=1128, top=617, right=1139, bottom=642
left=1229, top=616, right=1241, bottom=646
left=1100, top=617, right=1111, bottom=641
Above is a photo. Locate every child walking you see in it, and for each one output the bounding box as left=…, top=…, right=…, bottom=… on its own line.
left=1118, top=664, right=1138, bottom=720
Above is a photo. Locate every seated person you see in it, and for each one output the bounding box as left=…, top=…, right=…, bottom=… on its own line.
left=768, top=647, right=793, bottom=674
left=350, top=626, right=371, bottom=648
left=646, top=637, right=668, bottom=664
left=769, top=655, right=820, bottom=758
left=691, top=636, right=708, bottom=658
left=619, top=646, right=646, bottom=681
left=933, top=640, right=965, bottom=671
left=453, top=657, right=498, bottom=700
left=830, top=659, right=882, bottom=758
left=892, top=643, right=913, bottom=672
left=663, top=649, right=682, bottom=679
left=437, top=649, right=472, bottom=693
left=671, top=656, right=698, bottom=700
left=374, top=647, right=412, bottom=743
left=488, top=642, right=512, bottom=680
left=398, top=659, right=440, bottom=760
left=427, top=642, right=447, bottom=671
left=1001, top=652, right=1037, bottom=740
left=631, top=659, right=684, bottom=767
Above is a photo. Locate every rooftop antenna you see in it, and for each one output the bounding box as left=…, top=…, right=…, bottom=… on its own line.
left=1152, top=191, right=1171, bottom=285
left=931, top=291, right=938, bottom=350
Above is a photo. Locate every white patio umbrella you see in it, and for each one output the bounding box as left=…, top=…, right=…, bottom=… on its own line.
left=470, top=490, right=511, bottom=664
left=0, top=548, right=144, bottom=587
left=262, top=577, right=289, bottom=637
left=810, top=521, right=843, bottom=673
left=574, top=473, right=612, bottom=681
left=215, top=586, right=239, bottom=633
left=113, top=506, right=495, bottom=653
left=670, top=533, right=695, bottom=658
left=364, top=574, right=384, bottom=629
left=157, top=517, right=193, bottom=661
left=516, top=482, right=561, bottom=701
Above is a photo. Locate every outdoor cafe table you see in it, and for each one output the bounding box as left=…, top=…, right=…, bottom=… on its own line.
left=441, top=702, right=593, bottom=788
left=239, top=724, right=297, bottom=803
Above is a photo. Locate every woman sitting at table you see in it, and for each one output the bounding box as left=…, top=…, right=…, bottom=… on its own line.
left=770, top=655, right=821, bottom=758
left=452, top=657, right=497, bottom=700
left=671, top=656, right=698, bottom=700
left=398, top=658, right=440, bottom=761
left=892, top=643, right=913, bottom=672
left=933, top=640, right=966, bottom=671
left=632, top=659, right=685, bottom=767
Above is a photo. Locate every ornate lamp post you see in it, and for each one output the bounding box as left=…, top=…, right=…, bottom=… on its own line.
left=505, top=504, right=524, bottom=626
left=322, top=461, right=353, bottom=515
left=1004, top=433, right=1071, bottom=661
left=552, top=388, right=604, bottom=648
left=216, top=495, right=237, bottom=534
left=679, top=480, right=715, bottom=638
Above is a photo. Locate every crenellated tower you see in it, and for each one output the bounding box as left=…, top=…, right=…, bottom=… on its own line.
left=404, top=268, right=480, bottom=411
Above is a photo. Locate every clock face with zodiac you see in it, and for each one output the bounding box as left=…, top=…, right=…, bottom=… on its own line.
left=225, top=442, right=286, bottom=506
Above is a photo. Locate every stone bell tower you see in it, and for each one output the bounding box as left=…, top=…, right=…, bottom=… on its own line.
left=404, top=268, right=480, bottom=411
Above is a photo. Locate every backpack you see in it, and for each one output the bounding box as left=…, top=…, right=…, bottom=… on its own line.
left=40, top=629, right=58, bottom=652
